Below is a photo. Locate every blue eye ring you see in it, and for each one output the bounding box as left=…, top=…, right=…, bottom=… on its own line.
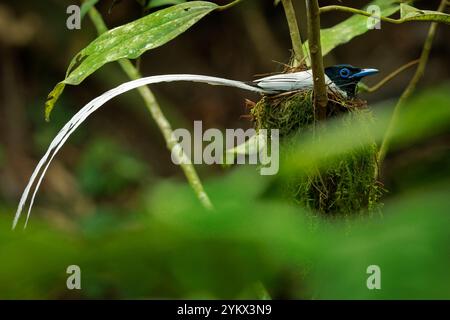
left=339, top=68, right=351, bottom=78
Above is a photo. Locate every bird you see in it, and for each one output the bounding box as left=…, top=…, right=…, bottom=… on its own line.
left=253, top=64, right=379, bottom=97
left=13, top=67, right=378, bottom=228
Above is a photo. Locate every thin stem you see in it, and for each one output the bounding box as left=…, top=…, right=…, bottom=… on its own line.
left=306, top=0, right=328, bottom=120
left=218, top=0, right=245, bottom=11
left=87, top=6, right=213, bottom=210
left=320, top=4, right=450, bottom=25
left=376, top=0, right=447, bottom=174
left=281, top=0, right=305, bottom=66
left=319, top=5, right=402, bottom=24
left=365, top=59, right=419, bottom=93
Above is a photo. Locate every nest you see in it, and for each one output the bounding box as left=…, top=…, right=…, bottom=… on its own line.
left=248, top=88, right=383, bottom=216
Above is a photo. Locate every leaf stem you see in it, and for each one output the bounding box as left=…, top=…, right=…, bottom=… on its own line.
left=364, top=59, right=420, bottom=93
left=320, top=4, right=450, bottom=25
left=319, top=5, right=402, bottom=24
left=306, top=0, right=328, bottom=120
left=87, top=6, right=213, bottom=210
left=281, top=0, right=306, bottom=66
left=218, top=0, right=245, bottom=11
left=376, top=0, right=447, bottom=174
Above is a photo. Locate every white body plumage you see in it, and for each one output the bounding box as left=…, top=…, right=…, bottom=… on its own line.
left=253, top=70, right=345, bottom=97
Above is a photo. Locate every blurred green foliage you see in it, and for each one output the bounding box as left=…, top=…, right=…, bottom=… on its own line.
left=1, top=83, right=449, bottom=299
left=1, top=167, right=448, bottom=299
left=77, top=138, right=148, bottom=197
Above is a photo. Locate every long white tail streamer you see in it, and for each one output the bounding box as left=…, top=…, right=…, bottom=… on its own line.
left=13, top=74, right=277, bottom=229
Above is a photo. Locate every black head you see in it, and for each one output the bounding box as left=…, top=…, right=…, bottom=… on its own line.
left=324, top=64, right=379, bottom=97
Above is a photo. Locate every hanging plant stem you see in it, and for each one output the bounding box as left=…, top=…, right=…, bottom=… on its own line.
left=361, top=59, right=419, bottom=93
left=87, top=6, right=213, bottom=210
left=376, top=0, right=447, bottom=174
left=281, top=0, right=306, bottom=66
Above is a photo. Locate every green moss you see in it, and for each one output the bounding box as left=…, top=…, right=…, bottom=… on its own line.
left=250, top=90, right=384, bottom=216
left=251, top=91, right=315, bottom=138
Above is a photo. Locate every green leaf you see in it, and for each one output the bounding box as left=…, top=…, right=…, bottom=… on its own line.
left=312, top=189, right=450, bottom=299
left=147, top=0, right=186, bottom=10
left=45, top=82, right=66, bottom=121
left=400, top=3, right=450, bottom=25
left=45, top=1, right=218, bottom=121
left=304, top=0, right=401, bottom=58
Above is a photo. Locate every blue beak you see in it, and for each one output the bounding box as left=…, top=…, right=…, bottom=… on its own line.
left=350, top=68, right=379, bottom=79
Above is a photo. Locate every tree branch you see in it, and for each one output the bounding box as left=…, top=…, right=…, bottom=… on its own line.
left=376, top=0, right=447, bottom=174
left=306, top=0, right=328, bottom=120
left=87, top=6, right=213, bottom=210
left=281, top=0, right=306, bottom=66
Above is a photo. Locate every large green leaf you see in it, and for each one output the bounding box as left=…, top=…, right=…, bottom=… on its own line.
left=45, top=1, right=218, bottom=120
left=304, top=0, right=401, bottom=58
left=400, top=3, right=450, bottom=25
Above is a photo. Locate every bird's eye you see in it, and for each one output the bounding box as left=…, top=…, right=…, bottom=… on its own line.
left=339, top=68, right=351, bottom=78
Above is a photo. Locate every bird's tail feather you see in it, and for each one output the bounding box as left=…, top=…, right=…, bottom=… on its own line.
left=12, top=74, right=276, bottom=229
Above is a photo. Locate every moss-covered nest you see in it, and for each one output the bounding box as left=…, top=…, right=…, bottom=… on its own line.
left=249, top=89, right=384, bottom=216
